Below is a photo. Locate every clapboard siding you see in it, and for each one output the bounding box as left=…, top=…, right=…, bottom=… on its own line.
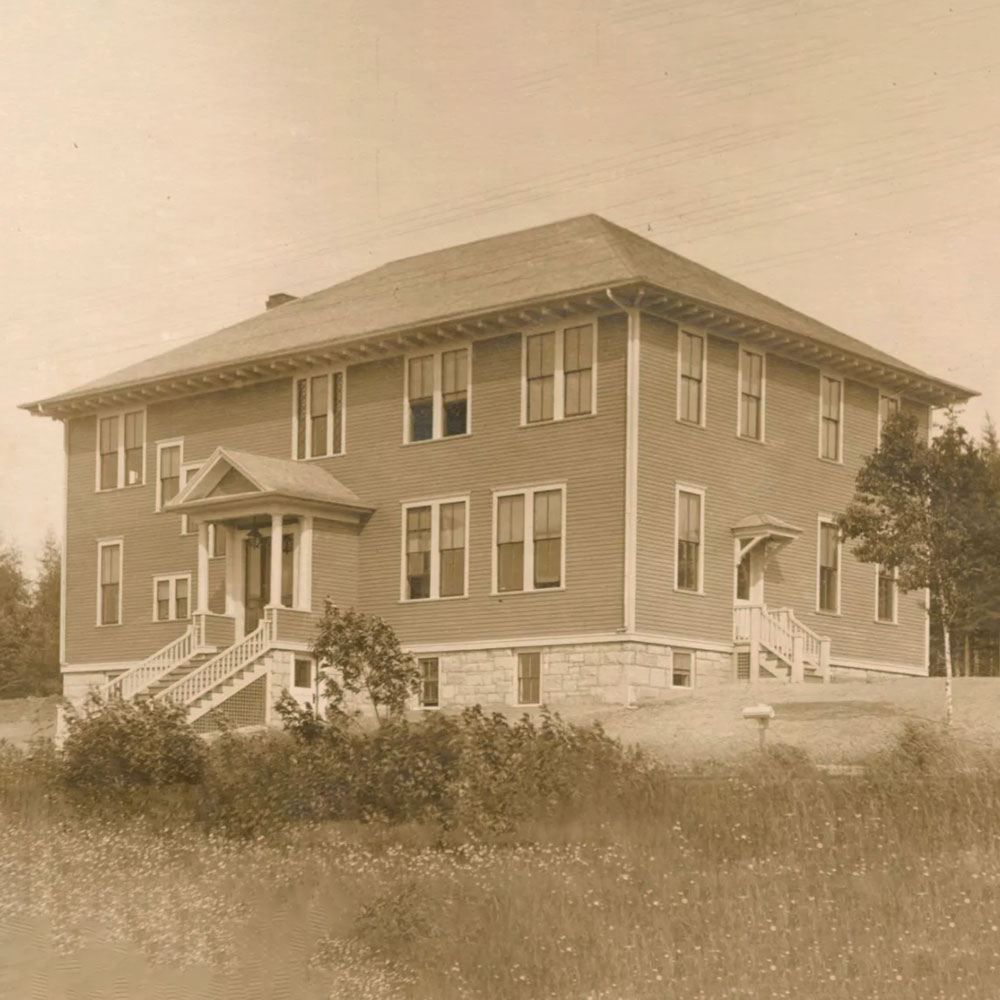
left=636, top=311, right=927, bottom=668
left=64, top=314, right=627, bottom=663
left=311, top=519, right=360, bottom=613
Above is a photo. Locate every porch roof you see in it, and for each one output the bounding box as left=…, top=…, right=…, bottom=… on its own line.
left=165, top=447, right=372, bottom=518
left=731, top=513, right=803, bottom=541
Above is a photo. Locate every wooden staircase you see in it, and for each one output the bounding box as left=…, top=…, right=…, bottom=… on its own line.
left=734, top=604, right=831, bottom=683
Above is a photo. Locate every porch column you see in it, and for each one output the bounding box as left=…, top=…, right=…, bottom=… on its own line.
left=196, top=521, right=210, bottom=613
left=269, top=513, right=284, bottom=608
left=299, top=515, right=314, bottom=611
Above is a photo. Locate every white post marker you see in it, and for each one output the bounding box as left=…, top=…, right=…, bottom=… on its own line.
left=742, top=703, right=776, bottom=751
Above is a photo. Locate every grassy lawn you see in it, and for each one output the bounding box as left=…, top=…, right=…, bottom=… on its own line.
left=4, top=680, right=1000, bottom=997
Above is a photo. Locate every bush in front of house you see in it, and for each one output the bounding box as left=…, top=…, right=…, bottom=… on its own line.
left=61, top=692, right=207, bottom=791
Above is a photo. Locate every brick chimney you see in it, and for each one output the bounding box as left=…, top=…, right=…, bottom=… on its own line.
left=266, top=292, right=297, bottom=310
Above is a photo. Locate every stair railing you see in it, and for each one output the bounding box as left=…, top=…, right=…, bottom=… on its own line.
left=157, top=617, right=275, bottom=708
left=101, top=624, right=199, bottom=701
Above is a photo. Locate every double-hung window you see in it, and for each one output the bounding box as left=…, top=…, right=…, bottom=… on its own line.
left=818, top=520, right=841, bottom=613
left=523, top=323, right=595, bottom=424
left=405, top=347, right=470, bottom=442
left=517, top=651, right=541, bottom=705
left=156, top=440, right=183, bottom=511
left=153, top=574, right=190, bottom=622
left=876, top=565, right=897, bottom=623
left=494, top=485, right=565, bottom=593
left=672, top=650, right=694, bottom=688
left=820, top=375, right=843, bottom=461
left=675, top=487, right=704, bottom=593
left=179, top=463, right=202, bottom=535
left=878, top=393, right=899, bottom=445
left=418, top=657, right=440, bottom=707
left=97, top=540, right=123, bottom=626
left=402, top=497, right=468, bottom=600
left=96, top=410, right=145, bottom=490
left=678, top=331, right=705, bottom=425
left=294, top=370, right=345, bottom=458
left=738, top=348, right=764, bottom=441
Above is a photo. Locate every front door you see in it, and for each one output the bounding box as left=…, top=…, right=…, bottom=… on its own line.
left=243, top=534, right=295, bottom=633
left=735, top=543, right=765, bottom=605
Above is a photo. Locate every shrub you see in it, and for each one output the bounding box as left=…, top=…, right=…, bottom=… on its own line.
left=61, top=692, right=206, bottom=791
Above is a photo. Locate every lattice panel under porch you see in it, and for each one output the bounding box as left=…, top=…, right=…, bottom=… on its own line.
left=192, top=674, right=268, bottom=733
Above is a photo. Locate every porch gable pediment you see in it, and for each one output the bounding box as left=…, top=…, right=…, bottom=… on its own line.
left=164, top=447, right=372, bottom=522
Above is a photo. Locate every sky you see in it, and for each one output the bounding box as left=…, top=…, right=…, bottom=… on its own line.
left=3, top=0, right=999, bottom=571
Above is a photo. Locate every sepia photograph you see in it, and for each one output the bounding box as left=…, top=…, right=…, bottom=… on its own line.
left=2, top=1, right=1000, bottom=996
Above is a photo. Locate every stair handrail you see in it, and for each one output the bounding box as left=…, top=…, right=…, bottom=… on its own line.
left=776, top=606, right=829, bottom=665
left=758, top=606, right=796, bottom=664
left=157, top=617, right=275, bottom=707
left=101, top=624, right=199, bottom=701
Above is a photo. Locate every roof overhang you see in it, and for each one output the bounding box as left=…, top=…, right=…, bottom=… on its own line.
left=20, top=280, right=977, bottom=419
left=731, top=514, right=803, bottom=564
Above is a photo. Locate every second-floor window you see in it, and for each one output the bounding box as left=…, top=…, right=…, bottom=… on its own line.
left=878, top=394, right=899, bottom=445
left=523, top=323, right=595, bottom=424
left=818, top=520, right=840, bottom=613
left=678, top=330, right=705, bottom=425
left=97, top=410, right=145, bottom=490
left=406, top=347, right=469, bottom=442
left=97, top=540, right=123, bottom=625
left=294, top=371, right=345, bottom=459
left=876, top=565, right=897, bottom=623
left=494, top=486, right=565, bottom=593
left=156, top=441, right=182, bottom=511
left=402, top=497, right=468, bottom=600
left=739, top=349, right=764, bottom=441
left=820, top=375, right=843, bottom=461
left=675, top=487, right=704, bottom=593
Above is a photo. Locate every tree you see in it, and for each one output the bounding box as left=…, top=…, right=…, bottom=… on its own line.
left=0, top=537, right=31, bottom=697
left=22, top=532, right=61, bottom=696
left=837, top=410, right=1000, bottom=726
left=310, top=601, right=420, bottom=723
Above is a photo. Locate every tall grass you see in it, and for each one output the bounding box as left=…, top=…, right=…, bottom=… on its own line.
left=2, top=721, right=1000, bottom=998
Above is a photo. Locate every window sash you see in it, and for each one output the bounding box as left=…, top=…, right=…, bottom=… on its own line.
left=123, top=411, right=144, bottom=485
left=154, top=575, right=190, bottom=622
left=518, top=652, right=541, bottom=704
left=99, top=544, right=121, bottom=625
left=439, top=502, right=466, bottom=598
left=820, top=377, right=842, bottom=460
left=296, top=371, right=344, bottom=458
left=418, top=657, right=439, bottom=707
left=403, top=499, right=468, bottom=600
left=526, top=332, right=556, bottom=423
left=158, top=445, right=181, bottom=507
left=495, top=488, right=563, bottom=593
left=679, top=332, right=703, bottom=424
left=877, top=567, right=896, bottom=622
left=672, top=651, right=693, bottom=688
left=293, top=658, right=313, bottom=689
left=406, top=506, right=432, bottom=599
left=740, top=351, right=763, bottom=440
left=563, top=325, right=593, bottom=418
left=819, top=524, right=840, bottom=611
left=676, top=491, right=702, bottom=592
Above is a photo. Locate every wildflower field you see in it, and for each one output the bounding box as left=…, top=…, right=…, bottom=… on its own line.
left=3, top=706, right=1000, bottom=999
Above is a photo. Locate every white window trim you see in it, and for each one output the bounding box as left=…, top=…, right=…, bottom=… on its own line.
left=875, top=564, right=899, bottom=625
left=490, top=483, right=568, bottom=595
left=520, top=321, right=598, bottom=426
left=94, top=407, right=147, bottom=492
left=415, top=655, right=442, bottom=710
left=292, top=368, right=347, bottom=460
left=154, top=438, right=184, bottom=512
left=179, top=461, right=203, bottom=536
left=399, top=494, right=471, bottom=602
left=96, top=538, right=124, bottom=627
left=736, top=347, right=766, bottom=442
left=816, top=516, right=842, bottom=615
left=209, top=523, right=227, bottom=559
left=676, top=328, right=707, bottom=427
left=818, top=372, right=845, bottom=463
left=514, top=648, right=543, bottom=706
left=402, top=344, right=472, bottom=444
left=152, top=573, right=192, bottom=623
left=670, top=648, right=696, bottom=690
left=877, top=392, right=900, bottom=446
left=674, top=483, right=706, bottom=595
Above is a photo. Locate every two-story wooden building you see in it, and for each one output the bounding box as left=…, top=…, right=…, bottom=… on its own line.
left=22, top=215, right=974, bottom=727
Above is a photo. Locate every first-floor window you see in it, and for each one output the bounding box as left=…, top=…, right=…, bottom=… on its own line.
left=676, top=488, right=704, bottom=593
left=494, top=485, right=565, bottom=593
left=517, top=651, right=541, bottom=705
left=876, top=565, right=897, bottom=623
left=153, top=575, right=190, bottom=622
left=818, top=521, right=840, bottom=612
left=403, top=498, right=468, bottom=600
left=98, top=541, right=123, bottom=625
left=672, top=650, right=694, bottom=688
left=418, top=657, right=440, bottom=707
left=293, top=657, right=314, bottom=689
